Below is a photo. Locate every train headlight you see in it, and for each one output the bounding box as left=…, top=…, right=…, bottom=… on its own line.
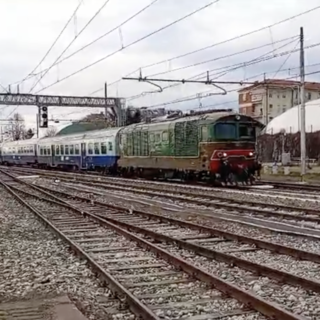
left=249, top=152, right=254, bottom=156
left=218, top=152, right=227, bottom=158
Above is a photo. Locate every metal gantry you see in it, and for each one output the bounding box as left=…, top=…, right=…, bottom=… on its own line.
left=0, top=93, right=121, bottom=107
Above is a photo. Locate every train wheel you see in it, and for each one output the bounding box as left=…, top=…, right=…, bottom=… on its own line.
left=227, top=173, right=238, bottom=187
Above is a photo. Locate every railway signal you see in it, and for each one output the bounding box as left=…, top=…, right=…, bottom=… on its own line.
left=39, top=106, right=48, bottom=128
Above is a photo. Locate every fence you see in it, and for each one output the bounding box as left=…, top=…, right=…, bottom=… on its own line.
left=257, top=130, right=320, bottom=164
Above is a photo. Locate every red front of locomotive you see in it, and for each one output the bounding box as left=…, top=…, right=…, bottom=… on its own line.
left=206, top=114, right=263, bottom=183
left=209, top=148, right=261, bottom=183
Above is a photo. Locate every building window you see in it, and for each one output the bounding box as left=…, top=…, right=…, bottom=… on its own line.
left=308, top=92, right=311, bottom=100
left=259, top=108, right=262, bottom=115
left=243, top=93, right=247, bottom=101
left=269, top=104, right=273, bottom=109
left=277, top=94, right=280, bottom=98
left=282, top=107, right=286, bottom=113
left=269, top=93, right=272, bottom=98
left=282, top=94, right=286, bottom=98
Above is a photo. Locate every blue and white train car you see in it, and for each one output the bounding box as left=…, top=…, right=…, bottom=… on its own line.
left=37, top=127, right=122, bottom=171
left=0, top=139, right=39, bottom=166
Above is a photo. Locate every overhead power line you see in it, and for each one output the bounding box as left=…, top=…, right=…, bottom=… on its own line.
left=135, top=5, right=320, bottom=70
left=21, top=1, right=83, bottom=84
left=125, top=37, right=303, bottom=101
left=272, top=39, right=300, bottom=79
left=100, top=5, right=320, bottom=92
left=12, top=0, right=160, bottom=85
left=145, top=36, right=299, bottom=78
left=143, top=62, right=320, bottom=109
left=29, top=0, right=112, bottom=93
left=35, top=0, right=221, bottom=94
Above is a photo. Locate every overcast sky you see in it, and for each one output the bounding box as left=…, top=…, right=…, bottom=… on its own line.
left=1, top=0, right=320, bottom=132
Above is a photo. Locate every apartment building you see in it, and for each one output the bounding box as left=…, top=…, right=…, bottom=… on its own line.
left=238, top=79, right=320, bottom=124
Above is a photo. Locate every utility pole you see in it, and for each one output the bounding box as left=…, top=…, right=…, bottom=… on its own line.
left=104, top=82, right=108, bottom=119
left=36, top=113, right=39, bottom=138
left=300, top=26, right=306, bottom=178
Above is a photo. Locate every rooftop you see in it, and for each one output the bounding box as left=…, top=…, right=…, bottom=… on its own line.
left=238, top=79, right=320, bottom=92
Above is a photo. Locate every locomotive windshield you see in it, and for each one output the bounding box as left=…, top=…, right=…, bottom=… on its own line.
left=214, top=123, right=237, bottom=140
left=239, top=124, right=256, bottom=140
left=214, top=122, right=256, bottom=141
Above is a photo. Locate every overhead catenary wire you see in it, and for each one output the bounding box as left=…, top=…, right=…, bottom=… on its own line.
left=98, top=4, right=320, bottom=93
left=125, top=37, right=307, bottom=102
left=29, top=0, right=112, bottom=93
left=35, top=0, right=221, bottom=94
left=272, top=39, right=300, bottom=79
left=145, top=35, right=299, bottom=78
left=11, top=0, right=160, bottom=85
left=143, top=56, right=320, bottom=110
left=39, top=64, right=320, bottom=120
left=20, top=1, right=83, bottom=85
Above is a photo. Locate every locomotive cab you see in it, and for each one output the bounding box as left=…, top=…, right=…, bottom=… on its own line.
left=207, top=114, right=264, bottom=184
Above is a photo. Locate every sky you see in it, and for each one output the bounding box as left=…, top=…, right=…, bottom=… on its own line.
left=1, top=0, right=320, bottom=134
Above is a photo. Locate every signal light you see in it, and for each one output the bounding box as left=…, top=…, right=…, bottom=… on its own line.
left=39, top=106, right=48, bottom=128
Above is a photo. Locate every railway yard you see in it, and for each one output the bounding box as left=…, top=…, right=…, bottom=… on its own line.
left=2, top=167, right=320, bottom=320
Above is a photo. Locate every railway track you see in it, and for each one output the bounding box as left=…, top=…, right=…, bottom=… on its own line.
left=15, top=168, right=320, bottom=229
left=5, top=166, right=320, bottom=238
left=5, top=165, right=320, bottom=193
left=0, top=169, right=293, bottom=320
left=1, top=169, right=320, bottom=319
left=261, top=180, right=320, bottom=192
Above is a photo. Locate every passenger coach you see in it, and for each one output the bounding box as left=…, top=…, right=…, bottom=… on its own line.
left=37, top=127, right=121, bottom=171
left=0, top=139, right=39, bottom=166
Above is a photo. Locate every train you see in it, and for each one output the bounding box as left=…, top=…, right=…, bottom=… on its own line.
left=0, top=110, right=264, bottom=185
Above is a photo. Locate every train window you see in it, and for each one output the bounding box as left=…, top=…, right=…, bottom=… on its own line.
left=56, top=145, right=59, bottom=155
left=70, top=145, right=74, bottom=155
left=88, top=143, right=94, bottom=155
left=239, top=124, right=255, bottom=140
left=155, top=133, right=160, bottom=142
left=162, top=131, right=168, bottom=141
left=65, top=145, right=69, bottom=155
left=47, top=147, right=51, bottom=155
left=43, top=148, right=47, bottom=156
left=108, top=141, right=112, bottom=151
left=94, top=143, right=100, bottom=155
left=214, top=123, right=236, bottom=140
left=149, top=133, right=154, bottom=142
left=60, top=145, right=64, bottom=155
left=201, top=126, right=208, bottom=141
left=101, top=142, right=107, bottom=154
left=75, top=144, right=80, bottom=155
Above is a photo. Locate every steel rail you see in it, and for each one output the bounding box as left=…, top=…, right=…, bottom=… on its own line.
left=11, top=178, right=320, bottom=293
left=0, top=170, right=306, bottom=320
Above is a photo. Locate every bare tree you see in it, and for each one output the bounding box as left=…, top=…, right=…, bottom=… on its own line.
left=8, top=113, right=26, bottom=140
left=43, top=126, right=58, bottom=137
left=24, top=128, right=34, bottom=139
